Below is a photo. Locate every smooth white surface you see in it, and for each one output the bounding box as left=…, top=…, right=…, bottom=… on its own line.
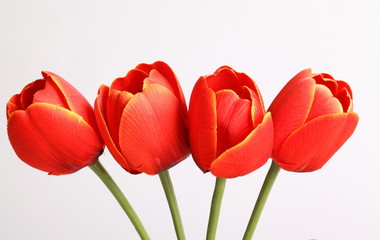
left=1, top=0, right=379, bottom=239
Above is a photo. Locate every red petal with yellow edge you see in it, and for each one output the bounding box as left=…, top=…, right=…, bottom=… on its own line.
left=118, top=84, right=189, bottom=175
left=106, top=90, right=134, bottom=148
left=206, top=67, right=242, bottom=94
left=144, top=69, right=176, bottom=95
left=33, top=78, right=69, bottom=109
left=111, top=69, right=147, bottom=94
left=268, top=69, right=315, bottom=158
left=337, top=80, right=353, bottom=98
left=43, top=71, right=98, bottom=130
left=306, top=85, right=343, bottom=122
left=94, top=85, right=139, bottom=174
left=7, top=94, right=22, bottom=119
left=20, top=80, right=45, bottom=109
left=188, top=77, right=217, bottom=172
left=335, top=86, right=352, bottom=112
left=7, top=103, right=103, bottom=175
left=214, top=65, right=233, bottom=72
left=276, top=112, right=359, bottom=172
left=313, top=74, right=338, bottom=95
left=236, top=71, right=265, bottom=111
left=243, top=87, right=264, bottom=128
left=136, top=61, right=187, bottom=109
left=210, top=113, right=273, bottom=178
left=215, top=90, right=253, bottom=157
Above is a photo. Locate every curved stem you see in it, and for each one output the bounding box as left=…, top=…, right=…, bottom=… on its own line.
left=206, top=177, right=227, bottom=240
left=159, top=170, right=186, bottom=240
left=243, top=161, right=281, bottom=240
left=89, top=161, right=150, bottom=240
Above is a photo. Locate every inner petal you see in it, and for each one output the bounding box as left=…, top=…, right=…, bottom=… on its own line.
left=312, top=73, right=338, bottom=95
left=20, top=79, right=46, bottom=109
left=306, top=85, right=343, bottom=122
left=243, top=87, right=264, bottom=128
left=111, top=69, right=147, bottom=94
left=216, top=90, right=253, bottom=157
left=335, top=81, right=353, bottom=112
left=206, top=68, right=243, bottom=94
left=143, top=69, right=175, bottom=94
left=33, top=79, right=70, bottom=109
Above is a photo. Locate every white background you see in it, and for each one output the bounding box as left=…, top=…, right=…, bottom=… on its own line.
left=1, top=0, right=379, bottom=239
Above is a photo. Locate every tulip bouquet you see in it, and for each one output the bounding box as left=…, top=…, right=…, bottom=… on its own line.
left=6, top=61, right=358, bottom=240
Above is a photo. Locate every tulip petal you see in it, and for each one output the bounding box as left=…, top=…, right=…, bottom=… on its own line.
left=144, top=69, right=176, bottom=95
left=337, top=80, right=353, bottom=98
left=313, top=73, right=338, bottom=95
left=136, top=61, right=187, bottom=109
left=236, top=71, right=265, bottom=111
left=336, top=83, right=353, bottom=112
left=7, top=94, right=22, bottom=119
left=215, top=90, right=253, bottom=157
left=94, top=85, right=138, bottom=173
left=276, top=112, right=359, bottom=172
left=7, top=103, right=103, bottom=175
left=243, top=87, right=264, bottom=128
left=111, top=69, right=147, bottom=94
left=20, top=79, right=45, bottom=109
left=33, top=78, right=69, bottom=109
left=210, top=113, right=273, bottom=178
left=206, top=67, right=242, bottom=94
left=119, top=84, right=189, bottom=175
left=106, top=90, right=134, bottom=148
left=306, top=85, right=343, bottom=122
left=188, top=77, right=217, bottom=172
left=42, top=71, right=98, bottom=130
left=268, top=69, right=315, bottom=158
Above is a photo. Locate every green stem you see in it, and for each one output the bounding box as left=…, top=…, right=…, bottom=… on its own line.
left=159, top=170, right=186, bottom=240
left=206, top=177, right=227, bottom=240
left=89, top=161, right=150, bottom=240
left=243, top=161, right=281, bottom=240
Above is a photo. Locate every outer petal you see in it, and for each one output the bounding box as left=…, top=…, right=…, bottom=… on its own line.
left=276, top=112, right=359, bottom=172
left=268, top=69, right=315, bottom=158
left=43, top=71, right=98, bottom=130
left=119, top=84, right=190, bottom=175
left=188, top=77, right=217, bottom=172
left=106, top=89, right=134, bottom=148
left=94, top=85, right=138, bottom=173
left=7, top=103, right=103, bottom=175
left=210, top=113, right=273, bottom=178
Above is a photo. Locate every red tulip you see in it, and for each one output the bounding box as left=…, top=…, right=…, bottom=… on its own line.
left=94, top=61, right=190, bottom=175
left=7, top=71, right=104, bottom=175
left=188, top=66, right=273, bottom=178
left=268, top=69, right=359, bottom=172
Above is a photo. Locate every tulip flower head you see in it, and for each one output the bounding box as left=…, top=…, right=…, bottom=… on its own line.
left=94, top=61, right=190, bottom=175
left=269, top=69, right=359, bottom=172
left=189, top=66, right=273, bottom=178
left=7, top=72, right=104, bottom=175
